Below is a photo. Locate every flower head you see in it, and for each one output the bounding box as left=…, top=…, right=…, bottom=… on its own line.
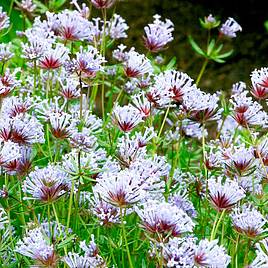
left=143, top=14, right=174, bottom=52
left=231, top=204, right=267, bottom=238
left=91, top=0, right=115, bottom=9
left=23, top=165, right=71, bottom=202
left=15, top=227, right=58, bottom=267
left=0, top=7, right=10, bottom=31
left=219, top=17, right=242, bottom=38
left=208, top=177, right=245, bottom=211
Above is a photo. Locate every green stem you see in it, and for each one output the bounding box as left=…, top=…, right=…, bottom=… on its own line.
left=120, top=208, right=134, bottom=268
left=196, top=58, right=209, bottom=86
left=210, top=210, right=225, bottom=240
left=157, top=105, right=170, bottom=140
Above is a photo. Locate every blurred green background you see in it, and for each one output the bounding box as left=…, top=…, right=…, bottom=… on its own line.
left=1, top=0, right=268, bottom=91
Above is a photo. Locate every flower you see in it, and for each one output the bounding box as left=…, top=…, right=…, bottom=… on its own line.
left=162, top=237, right=196, bottom=267
left=219, top=17, right=242, bottom=38
left=250, top=67, right=268, bottom=99
left=231, top=91, right=268, bottom=127
left=231, top=204, right=267, bottom=238
left=56, top=10, right=92, bottom=41
left=131, top=92, right=152, bottom=118
left=49, top=112, right=77, bottom=139
left=90, top=193, right=120, bottom=226
left=93, top=170, right=146, bottom=207
left=23, top=165, right=71, bottom=202
left=143, top=14, right=174, bottom=52
left=64, top=253, right=91, bottom=268
left=248, top=238, right=268, bottom=268
left=17, top=0, right=36, bottom=14
left=0, top=7, right=10, bottom=31
left=123, top=49, right=153, bottom=78
left=0, top=141, right=21, bottom=167
left=9, top=114, right=45, bottom=145
left=208, top=177, right=245, bottom=211
left=66, top=45, right=105, bottom=78
left=38, top=44, right=69, bottom=70
left=0, top=68, right=20, bottom=98
left=91, top=0, right=115, bottom=9
left=225, top=145, right=255, bottom=176
left=111, top=103, right=143, bottom=132
left=112, top=44, right=128, bottom=62
left=0, top=207, right=8, bottom=230
left=15, top=227, right=58, bottom=267
left=0, top=43, right=14, bottom=62
left=71, top=0, right=90, bottom=19
left=136, top=201, right=194, bottom=239
left=108, top=14, right=129, bottom=39
left=59, top=78, right=80, bottom=100
left=194, top=239, right=231, bottom=268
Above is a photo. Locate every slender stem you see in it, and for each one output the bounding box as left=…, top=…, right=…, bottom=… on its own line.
left=210, top=210, right=226, bottom=240
left=120, top=207, right=134, bottom=268
left=196, top=58, right=209, bottom=86
left=79, top=74, right=83, bottom=121
left=157, top=105, right=170, bottom=140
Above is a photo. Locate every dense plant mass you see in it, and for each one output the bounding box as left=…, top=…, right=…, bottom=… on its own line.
left=0, top=0, right=268, bottom=267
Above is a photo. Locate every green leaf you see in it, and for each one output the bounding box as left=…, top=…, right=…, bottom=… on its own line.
left=188, top=35, right=207, bottom=57
left=212, top=58, right=226, bottom=63
left=217, top=49, right=233, bottom=59
left=265, top=20, right=268, bottom=32
left=165, top=56, right=177, bottom=70
left=207, top=39, right=215, bottom=56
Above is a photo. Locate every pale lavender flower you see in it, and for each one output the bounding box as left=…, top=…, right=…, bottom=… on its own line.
left=0, top=207, right=8, bottom=230
left=0, top=7, right=10, bottom=31
left=66, top=45, right=105, bottom=78
left=90, top=194, right=120, bottom=226
left=49, top=112, right=77, bottom=139
left=162, top=236, right=196, bottom=267
left=231, top=203, right=267, bottom=238
left=38, top=43, right=69, bottom=70
left=10, top=114, right=44, bottom=145
left=132, top=92, right=152, bottom=118
left=23, top=165, right=71, bottom=202
left=194, top=239, right=231, bottom=268
left=220, top=17, right=242, bottom=38
left=108, top=14, right=129, bottom=39
left=15, top=227, right=58, bottom=267
left=124, top=49, right=153, bottom=78
left=112, top=44, right=128, bottom=62
left=136, top=201, right=194, bottom=238
left=250, top=67, right=268, bottom=100
left=59, top=78, right=80, bottom=100
left=248, top=238, right=268, bottom=268
left=71, top=0, right=90, bottom=19
left=169, top=190, right=197, bottom=218
left=56, top=10, right=92, bottom=41
left=208, top=177, right=245, bottom=211
left=143, top=14, right=174, bottom=52
left=0, top=43, right=13, bottom=62
left=17, top=0, right=36, bottom=13
left=0, top=141, right=21, bottom=166
left=231, top=81, right=246, bottom=95
left=111, top=103, right=143, bottom=132
left=93, top=170, right=146, bottom=207
left=231, top=91, right=268, bottom=127
left=225, top=145, right=255, bottom=176
left=64, top=253, right=91, bottom=268
left=0, top=68, right=20, bottom=98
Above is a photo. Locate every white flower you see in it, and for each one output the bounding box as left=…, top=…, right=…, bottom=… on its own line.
left=231, top=203, right=267, bottom=238
left=143, top=14, right=174, bottom=52
left=0, top=7, right=10, bottom=31
left=15, top=227, right=57, bottom=266
left=220, top=17, right=242, bottom=38
left=23, top=165, right=71, bottom=202
left=249, top=238, right=268, bottom=268
left=124, top=48, right=153, bottom=78
left=136, top=200, right=195, bottom=238
left=111, top=103, right=143, bottom=132
left=0, top=43, right=13, bottom=62
left=208, top=177, right=245, bottom=211
left=194, top=239, right=231, bottom=268
left=108, top=14, right=129, bottom=39
left=0, top=207, right=8, bottom=230
left=93, top=169, right=146, bottom=207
